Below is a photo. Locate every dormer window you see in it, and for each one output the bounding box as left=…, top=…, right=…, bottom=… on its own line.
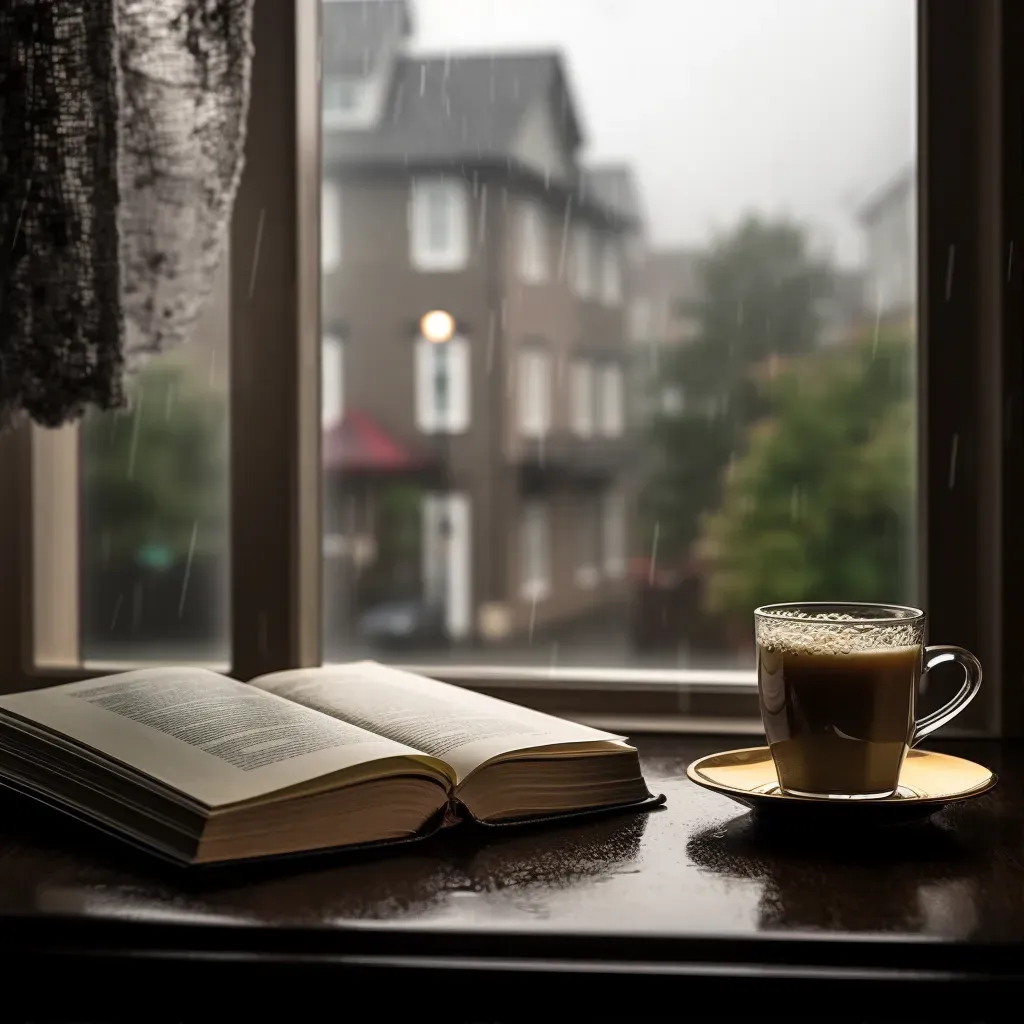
left=323, top=74, right=369, bottom=128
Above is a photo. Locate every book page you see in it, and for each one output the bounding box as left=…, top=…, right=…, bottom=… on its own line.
left=251, top=662, right=623, bottom=782
left=0, top=668, right=446, bottom=808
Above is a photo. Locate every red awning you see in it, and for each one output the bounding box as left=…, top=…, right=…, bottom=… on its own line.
left=323, top=409, right=432, bottom=473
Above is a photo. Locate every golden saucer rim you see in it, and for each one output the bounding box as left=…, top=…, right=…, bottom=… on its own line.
left=685, top=745, right=998, bottom=807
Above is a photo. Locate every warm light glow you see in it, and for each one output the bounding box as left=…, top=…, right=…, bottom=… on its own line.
left=420, top=309, right=456, bottom=344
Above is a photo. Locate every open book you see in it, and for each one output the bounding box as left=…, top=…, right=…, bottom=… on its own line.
left=0, top=662, right=657, bottom=865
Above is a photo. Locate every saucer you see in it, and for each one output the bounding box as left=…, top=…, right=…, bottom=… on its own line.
left=686, top=746, right=996, bottom=825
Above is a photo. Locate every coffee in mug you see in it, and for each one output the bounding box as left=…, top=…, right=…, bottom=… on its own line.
left=754, top=603, right=981, bottom=799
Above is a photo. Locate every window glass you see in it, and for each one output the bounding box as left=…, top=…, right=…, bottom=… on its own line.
left=519, top=201, right=549, bottom=282
left=320, top=0, right=916, bottom=671
left=322, top=335, right=344, bottom=426
left=518, top=347, right=552, bottom=438
left=81, top=267, right=230, bottom=665
left=322, top=181, right=341, bottom=271
left=411, top=178, right=468, bottom=270
left=570, top=360, right=595, bottom=437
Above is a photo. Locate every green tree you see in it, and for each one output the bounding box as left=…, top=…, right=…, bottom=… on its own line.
left=81, top=358, right=228, bottom=572
left=699, top=331, right=915, bottom=615
left=643, top=216, right=833, bottom=562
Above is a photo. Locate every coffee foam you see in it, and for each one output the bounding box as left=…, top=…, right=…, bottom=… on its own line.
left=756, top=610, right=922, bottom=657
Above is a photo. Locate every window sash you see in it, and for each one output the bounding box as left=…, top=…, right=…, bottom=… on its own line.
left=321, top=181, right=341, bottom=271
left=0, top=2, right=1018, bottom=737
left=321, top=335, right=343, bottom=426
left=519, top=201, right=548, bottom=282
left=411, top=178, right=469, bottom=271
left=518, top=348, right=552, bottom=438
left=570, top=360, right=595, bottom=437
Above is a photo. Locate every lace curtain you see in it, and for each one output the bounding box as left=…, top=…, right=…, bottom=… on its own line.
left=0, top=0, right=253, bottom=430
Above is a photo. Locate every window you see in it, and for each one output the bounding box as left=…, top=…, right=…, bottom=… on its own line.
left=597, top=364, right=625, bottom=438
left=601, top=491, right=627, bottom=579
left=322, top=335, right=344, bottom=426
left=520, top=501, right=551, bottom=602
left=518, top=346, right=552, bottom=438
left=415, top=337, right=470, bottom=433
left=422, top=493, right=472, bottom=639
left=410, top=178, right=469, bottom=271
left=600, top=237, right=622, bottom=305
left=629, top=297, right=651, bottom=343
left=322, top=181, right=341, bottom=271
left=13, top=3, right=1015, bottom=736
left=570, top=360, right=595, bottom=437
left=323, top=74, right=360, bottom=117
left=575, top=495, right=601, bottom=589
left=519, top=201, right=549, bottom=283
left=572, top=224, right=594, bottom=298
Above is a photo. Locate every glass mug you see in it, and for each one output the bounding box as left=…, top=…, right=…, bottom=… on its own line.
left=754, top=602, right=982, bottom=799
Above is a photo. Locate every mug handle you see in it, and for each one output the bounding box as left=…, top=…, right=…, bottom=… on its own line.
left=911, top=645, right=983, bottom=747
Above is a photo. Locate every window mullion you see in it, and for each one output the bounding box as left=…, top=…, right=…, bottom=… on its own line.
left=229, top=0, right=321, bottom=679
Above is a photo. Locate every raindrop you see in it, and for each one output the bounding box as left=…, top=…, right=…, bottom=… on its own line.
left=528, top=595, right=537, bottom=643
left=948, top=432, right=959, bottom=489
left=419, top=64, right=426, bottom=96
left=944, top=244, right=955, bottom=302
left=248, top=207, right=266, bottom=299
left=178, top=522, right=198, bottom=617
left=110, top=593, right=123, bottom=631
left=126, top=390, right=144, bottom=480
left=557, top=200, right=572, bottom=279
left=872, top=287, right=883, bottom=357
left=648, top=522, right=660, bottom=585
left=11, top=191, right=28, bottom=251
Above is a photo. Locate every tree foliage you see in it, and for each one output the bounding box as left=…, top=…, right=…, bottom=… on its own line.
left=643, top=215, right=833, bottom=561
left=699, top=331, right=915, bottom=614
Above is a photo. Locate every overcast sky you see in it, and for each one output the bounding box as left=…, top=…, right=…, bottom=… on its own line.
left=411, top=0, right=915, bottom=266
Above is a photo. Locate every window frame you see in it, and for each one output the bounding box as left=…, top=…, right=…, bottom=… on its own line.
left=518, top=199, right=549, bottom=283
left=410, top=176, right=470, bottom=272
left=0, top=1, right=1020, bottom=737
left=321, top=179, right=341, bottom=271
left=517, top=343, right=553, bottom=439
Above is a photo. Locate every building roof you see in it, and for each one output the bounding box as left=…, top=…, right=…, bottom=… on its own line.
left=858, top=165, right=915, bottom=224
left=323, top=1, right=413, bottom=75
left=323, top=409, right=432, bottom=473
left=323, top=51, right=584, bottom=169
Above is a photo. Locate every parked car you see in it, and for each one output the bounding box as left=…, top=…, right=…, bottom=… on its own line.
left=358, top=599, right=447, bottom=650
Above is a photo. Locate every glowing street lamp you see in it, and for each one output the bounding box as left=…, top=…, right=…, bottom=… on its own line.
left=420, top=309, right=455, bottom=344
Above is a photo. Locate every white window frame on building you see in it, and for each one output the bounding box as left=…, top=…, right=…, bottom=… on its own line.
left=569, top=359, right=595, bottom=437
left=321, top=334, right=344, bottom=427
left=322, top=181, right=341, bottom=272
left=520, top=501, right=552, bottom=602
left=518, top=200, right=549, bottom=283
left=518, top=345, right=552, bottom=439
left=598, top=362, right=625, bottom=437
left=410, top=177, right=470, bottom=272
left=415, top=335, right=470, bottom=433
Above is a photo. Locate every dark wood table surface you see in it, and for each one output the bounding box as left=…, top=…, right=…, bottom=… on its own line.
left=1, top=735, right=1022, bottom=1017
